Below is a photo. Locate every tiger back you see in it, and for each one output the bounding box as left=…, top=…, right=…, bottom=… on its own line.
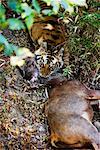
left=30, top=15, right=65, bottom=47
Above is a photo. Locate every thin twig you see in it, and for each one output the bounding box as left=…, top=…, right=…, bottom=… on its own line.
left=91, top=66, right=100, bottom=85
left=52, top=41, right=66, bottom=50
left=0, top=59, right=6, bottom=68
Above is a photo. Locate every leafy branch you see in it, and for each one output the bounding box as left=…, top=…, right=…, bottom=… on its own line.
left=0, top=0, right=87, bottom=66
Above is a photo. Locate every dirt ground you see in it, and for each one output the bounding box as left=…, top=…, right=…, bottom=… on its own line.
left=0, top=0, right=100, bottom=149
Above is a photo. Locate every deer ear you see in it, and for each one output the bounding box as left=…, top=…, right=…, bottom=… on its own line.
left=86, top=89, right=100, bottom=100
left=46, top=74, right=66, bottom=87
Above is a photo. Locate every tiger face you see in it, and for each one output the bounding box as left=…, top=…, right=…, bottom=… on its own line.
left=34, top=42, right=64, bottom=78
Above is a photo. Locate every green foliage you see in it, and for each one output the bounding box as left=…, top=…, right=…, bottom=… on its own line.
left=21, top=3, right=34, bottom=19
left=0, top=0, right=87, bottom=58
left=10, top=47, right=34, bottom=66
left=32, top=0, right=41, bottom=13
left=63, top=66, right=72, bottom=77
left=0, top=34, right=9, bottom=46
left=50, top=1, right=60, bottom=14
left=8, top=18, right=25, bottom=30
left=60, top=0, right=68, bottom=10
left=2, top=106, right=6, bottom=113
left=88, top=0, right=100, bottom=8
left=42, top=0, right=87, bottom=14
left=0, top=3, right=8, bottom=28
left=0, top=0, right=87, bottom=32
left=42, top=9, right=52, bottom=15
left=69, top=0, right=99, bottom=57
left=0, top=0, right=87, bottom=29
left=8, top=0, right=23, bottom=13
left=80, top=13, right=100, bottom=28
left=0, top=34, right=18, bottom=56
left=4, top=44, right=17, bottom=56
left=25, top=13, right=34, bottom=29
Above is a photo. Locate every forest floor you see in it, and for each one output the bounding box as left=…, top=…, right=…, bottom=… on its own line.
left=0, top=0, right=100, bottom=149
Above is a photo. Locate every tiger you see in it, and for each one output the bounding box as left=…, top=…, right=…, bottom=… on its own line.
left=34, top=42, right=64, bottom=77
left=29, top=15, right=65, bottom=46
left=28, top=0, right=69, bottom=78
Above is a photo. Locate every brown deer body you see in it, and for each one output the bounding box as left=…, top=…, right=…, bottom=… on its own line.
left=45, top=80, right=100, bottom=149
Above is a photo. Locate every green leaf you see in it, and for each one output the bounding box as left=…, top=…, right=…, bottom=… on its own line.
left=0, top=3, right=5, bottom=13
left=69, top=0, right=87, bottom=7
left=15, top=47, right=33, bottom=57
left=4, top=45, right=14, bottom=56
left=0, top=34, right=12, bottom=55
left=42, top=9, right=52, bottom=15
left=8, top=0, right=17, bottom=10
left=80, top=13, right=100, bottom=28
left=21, top=3, right=33, bottom=18
left=63, top=66, right=72, bottom=77
left=10, top=48, right=34, bottom=66
left=51, top=1, right=60, bottom=14
left=0, top=44, right=4, bottom=52
left=4, top=44, right=18, bottom=56
left=25, top=13, right=34, bottom=30
left=0, top=4, right=7, bottom=28
left=8, top=18, right=25, bottom=30
left=0, top=3, right=6, bottom=16
left=42, top=0, right=87, bottom=14
left=2, top=106, right=6, bottom=112
left=60, top=0, right=68, bottom=10
left=0, top=34, right=18, bottom=56
left=0, top=97, right=2, bottom=102
left=0, top=21, right=8, bottom=29
left=0, top=34, right=9, bottom=46
left=8, top=0, right=23, bottom=13
left=32, top=0, right=41, bottom=13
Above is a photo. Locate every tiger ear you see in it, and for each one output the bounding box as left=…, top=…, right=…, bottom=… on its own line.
left=40, top=42, right=47, bottom=50
left=58, top=47, right=64, bottom=57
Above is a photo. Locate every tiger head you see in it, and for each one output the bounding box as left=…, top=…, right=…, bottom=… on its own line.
left=34, top=42, right=64, bottom=78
